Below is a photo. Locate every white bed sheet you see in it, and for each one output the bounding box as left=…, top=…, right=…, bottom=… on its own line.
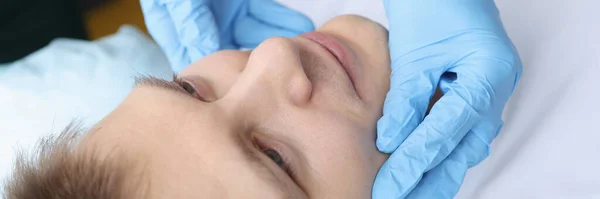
left=279, top=0, right=600, bottom=198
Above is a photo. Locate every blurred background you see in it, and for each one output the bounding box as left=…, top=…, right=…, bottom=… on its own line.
left=0, top=0, right=148, bottom=62
left=84, top=0, right=147, bottom=39
left=0, top=0, right=173, bottom=182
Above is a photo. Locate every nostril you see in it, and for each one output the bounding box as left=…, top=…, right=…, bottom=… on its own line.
left=287, top=73, right=313, bottom=106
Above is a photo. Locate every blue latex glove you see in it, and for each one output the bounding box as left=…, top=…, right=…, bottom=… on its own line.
left=373, top=0, right=522, bottom=198
left=140, top=0, right=314, bottom=73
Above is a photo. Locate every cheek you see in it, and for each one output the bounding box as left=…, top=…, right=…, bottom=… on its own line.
left=179, top=50, right=251, bottom=98
left=302, top=118, right=383, bottom=186
left=308, top=133, right=382, bottom=197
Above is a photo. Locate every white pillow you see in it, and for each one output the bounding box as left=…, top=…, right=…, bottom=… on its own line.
left=0, top=25, right=173, bottom=182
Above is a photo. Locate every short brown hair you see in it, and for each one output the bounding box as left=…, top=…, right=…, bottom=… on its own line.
left=2, top=122, right=148, bottom=199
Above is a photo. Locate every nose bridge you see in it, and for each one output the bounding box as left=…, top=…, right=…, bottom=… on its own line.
left=238, top=37, right=313, bottom=108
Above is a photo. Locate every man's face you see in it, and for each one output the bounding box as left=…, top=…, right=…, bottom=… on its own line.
left=83, top=15, right=391, bottom=198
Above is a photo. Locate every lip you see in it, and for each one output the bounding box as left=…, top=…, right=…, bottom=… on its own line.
left=299, top=32, right=359, bottom=96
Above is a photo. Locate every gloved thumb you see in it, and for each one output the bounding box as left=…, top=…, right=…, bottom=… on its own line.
left=234, top=0, right=314, bottom=48
left=165, top=0, right=219, bottom=70
left=141, top=0, right=191, bottom=72
left=376, top=59, right=445, bottom=153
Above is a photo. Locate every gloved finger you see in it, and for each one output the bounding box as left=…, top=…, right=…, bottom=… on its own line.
left=376, top=58, right=446, bottom=153
left=373, top=69, right=499, bottom=198
left=248, top=0, right=314, bottom=33
left=372, top=143, right=420, bottom=199
left=403, top=148, right=468, bottom=199
left=404, top=121, right=497, bottom=199
left=234, top=0, right=314, bottom=48
left=372, top=108, right=480, bottom=199
left=140, top=0, right=187, bottom=71
left=164, top=0, right=219, bottom=72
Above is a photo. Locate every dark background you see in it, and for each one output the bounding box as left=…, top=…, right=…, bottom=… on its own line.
left=0, top=0, right=88, bottom=62
left=0, top=0, right=147, bottom=63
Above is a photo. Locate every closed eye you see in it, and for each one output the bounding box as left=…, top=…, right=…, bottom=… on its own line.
left=176, top=78, right=202, bottom=100
left=263, top=149, right=286, bottom=169
left=253, top=138, right=298, bottom=181
left=174, top=77, right=217, bottom=102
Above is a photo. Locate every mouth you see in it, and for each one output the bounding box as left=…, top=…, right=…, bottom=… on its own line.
left=300, top=32, right=359, bottom=97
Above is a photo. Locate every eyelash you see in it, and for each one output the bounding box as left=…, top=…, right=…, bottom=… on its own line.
left=253, top=138, right=298, bottom=180
left=175, top=78, right=206, bottom=101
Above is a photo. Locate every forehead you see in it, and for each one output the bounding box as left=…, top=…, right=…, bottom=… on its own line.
left=88, top=87, right=300, bottom=198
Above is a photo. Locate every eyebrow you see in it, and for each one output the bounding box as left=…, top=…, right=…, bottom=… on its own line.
left=134, top=76, right=188, bottom=95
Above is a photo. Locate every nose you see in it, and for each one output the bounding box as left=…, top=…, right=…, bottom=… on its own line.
left=233, top=37, right=313, bottom=107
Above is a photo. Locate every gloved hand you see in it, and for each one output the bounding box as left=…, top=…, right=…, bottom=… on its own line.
left=140, top=0, right=314, bottom=73
left=373, top=0, right=522, bottom=198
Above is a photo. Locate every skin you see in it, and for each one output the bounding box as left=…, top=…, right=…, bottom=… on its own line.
left=81, top=15, right=391, bottom=198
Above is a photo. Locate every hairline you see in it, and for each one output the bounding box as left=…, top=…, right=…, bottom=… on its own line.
left=2, top=122, right=149, bottom=199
